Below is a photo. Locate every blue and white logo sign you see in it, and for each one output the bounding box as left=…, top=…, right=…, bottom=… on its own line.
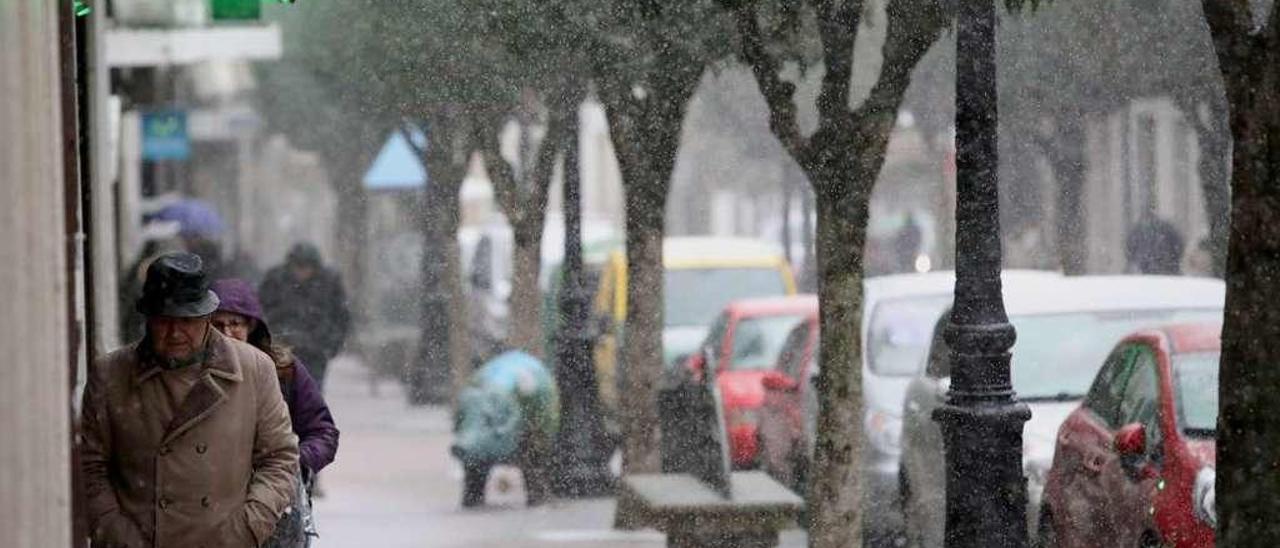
left=141, top=110, right=190, bottom=160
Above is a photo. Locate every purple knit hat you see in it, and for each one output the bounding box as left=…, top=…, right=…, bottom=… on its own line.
left=210, top=278, right=272, bottom=348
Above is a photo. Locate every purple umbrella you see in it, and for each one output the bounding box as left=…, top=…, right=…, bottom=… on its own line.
left=148, top=199, right=226, bottom=238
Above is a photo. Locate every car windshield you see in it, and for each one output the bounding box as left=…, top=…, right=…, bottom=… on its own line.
left=868, top=295, right=952, bottom=376
left=1173, top=352, right=1219, bottom=437
left=1010, top=309, right=1222, bottom=400
left=729, top=315, right=808, bottom=371
left=664, top=268, right=787, bottom=327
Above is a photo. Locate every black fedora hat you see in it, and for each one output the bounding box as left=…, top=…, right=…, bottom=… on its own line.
left=136, top=252, right=220, bottom=318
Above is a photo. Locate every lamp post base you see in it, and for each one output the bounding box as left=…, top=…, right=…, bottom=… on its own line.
left=934, top=400, right=1031, bottom=548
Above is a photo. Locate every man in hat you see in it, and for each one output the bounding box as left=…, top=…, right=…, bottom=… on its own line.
left=259, top=242, right=351, bottom=391
left=81, top=252, right=299, bottom=547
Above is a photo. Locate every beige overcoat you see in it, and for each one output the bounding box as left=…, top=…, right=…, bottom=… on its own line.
left=81, top=330, right=299, bottom=547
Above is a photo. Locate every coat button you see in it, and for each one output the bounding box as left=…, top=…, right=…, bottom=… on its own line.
left=159, top=445, right=171, bottom=456
left=158, top=497, right=171, bottom=510
left=201, top=496, right=211, bottom=508
left=195, top=443, right=207, bottom=454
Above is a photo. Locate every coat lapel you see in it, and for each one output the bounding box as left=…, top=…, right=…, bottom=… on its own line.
left=161, top=334, right=243, bottom=444
left=162, top=373, right=228, bottom=444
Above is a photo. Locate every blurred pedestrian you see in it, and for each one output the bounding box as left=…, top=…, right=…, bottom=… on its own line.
left=892, top=213, right=924, bottom=273
left=1126, top=216, right=1185, bottom=275
left=81, top=252, right=299, bottom=547
left=212, top=279, right=340, bottom=547
left=259, top=242, right=352, bottom=392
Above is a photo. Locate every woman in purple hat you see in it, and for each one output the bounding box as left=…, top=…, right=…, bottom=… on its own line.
left=211, top=278, right=339, bottom=547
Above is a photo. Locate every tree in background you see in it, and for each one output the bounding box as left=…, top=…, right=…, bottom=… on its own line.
left=1200, top=1, right=1280, bottom=544
left=465, top=0, right=595, bottom=357
left=997, top=0, right=1225, bottom=274
left=583, top=2, right=735, bottom=485
left=478, top=0, right=737, bottom=487
left=261, top=0, right=519, bottom=402
left=728, top=0, right=947, bottom=544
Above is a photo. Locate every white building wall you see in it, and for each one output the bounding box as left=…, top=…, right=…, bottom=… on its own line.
left=1083, top=99, right=1206, bottom=273
left=0, top=1, right=74, bottom=544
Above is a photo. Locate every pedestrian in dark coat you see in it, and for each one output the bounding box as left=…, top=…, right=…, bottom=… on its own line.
left=82, top=252, right=299, bottom=548
left=258, top=243, right=351, bottom=391
left=212, top=278, right=340, bottom=547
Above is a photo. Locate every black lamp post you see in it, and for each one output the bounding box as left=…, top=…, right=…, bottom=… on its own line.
left=933, top=0, right=1031, bottom=547
left=553, top=103, right=614, bottom=497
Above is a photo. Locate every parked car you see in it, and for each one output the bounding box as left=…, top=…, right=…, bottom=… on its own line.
left=758, top=270, right=1059, bottom=544
left=683, top=295, right=819, bottom=469
left=591, top=237, right=797, bottom=440
left=1040, top=323, right=1220, bottom=548
left=899, top=275, right=1224, bottom=548
left=758, top=315, right=820, bottom=488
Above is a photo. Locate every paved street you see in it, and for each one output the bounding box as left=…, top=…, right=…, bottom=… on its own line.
left=312, top=356, right=806, bottom=547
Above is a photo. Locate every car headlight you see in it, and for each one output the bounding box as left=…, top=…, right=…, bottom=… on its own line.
left=866, top=410, right=902, bottom=454
left=1193, top=467, right=1216, bottom=528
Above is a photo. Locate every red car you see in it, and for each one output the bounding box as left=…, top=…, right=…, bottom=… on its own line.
left=684, top=295, right=818, bottom=469
left=1040, top=323, right=1220, bottom=548
left=756, top=314, right=820, bottom=489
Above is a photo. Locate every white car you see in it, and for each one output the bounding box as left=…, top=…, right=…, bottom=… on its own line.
left=856, top=271, right=1059, bottom=544
left=898, top=275, right=1224, bottom=548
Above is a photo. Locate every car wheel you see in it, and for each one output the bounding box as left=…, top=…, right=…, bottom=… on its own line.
left=1139, top=531, right=1166, bottom=548
left=790, top=446, right=809, bottom=496
left=1035, top=507, right=1057, bottom=548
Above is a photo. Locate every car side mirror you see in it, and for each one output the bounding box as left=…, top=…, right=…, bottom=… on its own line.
left=1114, top=423, right=1146, bottom=457
left=762, top=371, right=799, bottom=392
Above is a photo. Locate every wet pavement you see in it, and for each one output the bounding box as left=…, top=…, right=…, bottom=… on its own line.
left=311, top=356, right=806, bottom=547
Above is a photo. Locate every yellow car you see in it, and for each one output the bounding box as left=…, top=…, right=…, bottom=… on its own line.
left=592, top=237, right=797, bottom=430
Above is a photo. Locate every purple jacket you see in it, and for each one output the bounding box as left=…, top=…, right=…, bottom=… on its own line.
left=284, top=358, right=339, bottom=473
left=212, top=278, right=339, bottom=473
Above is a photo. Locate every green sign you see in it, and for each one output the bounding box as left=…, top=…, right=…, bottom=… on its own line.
left=211, top=0, right=261, bottom=20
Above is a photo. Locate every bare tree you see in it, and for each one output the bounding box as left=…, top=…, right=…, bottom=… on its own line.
left=731, top=0, right=947, bottom=545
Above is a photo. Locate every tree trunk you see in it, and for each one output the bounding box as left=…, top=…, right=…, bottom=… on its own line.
left=1051, top=116, right=1087, bottom=275
left=412, top=187, right=455, bottom=404
left=444, top=231, right=472, bottom=406
left=597, top=63, right=702, bottom=485
left=507, top=231, right=544, bottom=356
left=805, top=174, right=872, bottom=548
left=617, top=179, right=667, bottom=476
left=410, top=112, right=471, bottom=405
left=1213, top=37, right=1280, bottom=545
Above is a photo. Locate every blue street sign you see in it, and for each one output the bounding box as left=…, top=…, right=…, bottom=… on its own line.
left=141, top=110, right=190, bottom=160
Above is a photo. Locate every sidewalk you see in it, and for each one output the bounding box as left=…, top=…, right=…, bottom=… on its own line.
left=312, top=355, right=807, bottom=547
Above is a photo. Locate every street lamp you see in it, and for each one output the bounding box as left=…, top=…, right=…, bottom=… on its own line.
left=933, top=0, right=1032, bottom=547
left=553, top=104, right=614, bottom=497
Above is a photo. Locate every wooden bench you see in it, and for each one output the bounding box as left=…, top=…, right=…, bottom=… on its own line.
left=619, top=366, right=804, bottom=547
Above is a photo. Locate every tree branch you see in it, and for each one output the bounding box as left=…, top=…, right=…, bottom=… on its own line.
left=852, top=0, right=947, bottom=140
left=473, top=108, right=523, bottom=226
left=522, top=105, right=569, bottom=233
left=813, top=0, right=863, bottom=134
left=735, top=5, right=808, bottom=158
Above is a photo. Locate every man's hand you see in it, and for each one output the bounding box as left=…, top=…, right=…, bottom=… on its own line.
left=91, top=510, right=150, bottom=548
